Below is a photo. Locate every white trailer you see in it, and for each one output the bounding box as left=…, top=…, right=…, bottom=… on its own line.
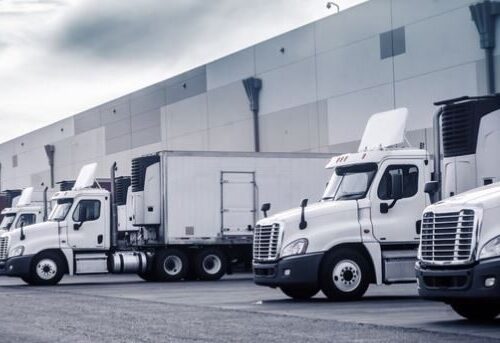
left=0, top=151, right=331, bottom=285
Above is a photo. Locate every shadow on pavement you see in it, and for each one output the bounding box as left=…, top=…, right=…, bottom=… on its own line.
left=428, top=318, right=500, bottom=327
left=260, top=294, right=422, bottom=304
left=2, top=275, right=255, bottom=288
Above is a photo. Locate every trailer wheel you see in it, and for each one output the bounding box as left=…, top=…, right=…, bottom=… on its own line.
left=155, top=249, right=189, bottom=281
left=450, top=302, right=499, bottom=321
left=280, top=286, right=319, bottom=300
left=194, top=249, right=227, bottom=281
left=27, top=252, right=64, bottom=286
left=320, top=248, right=370, bottom=301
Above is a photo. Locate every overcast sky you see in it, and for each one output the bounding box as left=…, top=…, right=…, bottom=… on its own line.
left=0, top=0, right=366, bottom=143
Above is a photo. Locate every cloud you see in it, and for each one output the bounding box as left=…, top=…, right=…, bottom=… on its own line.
left=0, top=0, right=367, bottom=143
left=0, top=0, right=66, bottom=15
left=54, top=0, right=232, bottom=62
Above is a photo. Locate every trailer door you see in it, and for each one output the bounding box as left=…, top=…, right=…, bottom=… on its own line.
left=220, top=171, right=255, bottom=236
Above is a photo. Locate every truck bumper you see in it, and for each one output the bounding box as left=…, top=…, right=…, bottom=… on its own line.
left=0, top=255, right=32, bottom=277
left=253, top=252, right=323, bottom=288
left=416, top=258, right=500, bottom=302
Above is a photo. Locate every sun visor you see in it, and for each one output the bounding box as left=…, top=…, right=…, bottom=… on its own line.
left=358, top=108, right=409, bottom=152
left=73, top=163, right=98, bottom=190
left=16, top=187, right=34, bottom=206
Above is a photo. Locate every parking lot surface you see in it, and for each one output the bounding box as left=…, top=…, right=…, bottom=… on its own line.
left=0, top=274, right=497, bottom=342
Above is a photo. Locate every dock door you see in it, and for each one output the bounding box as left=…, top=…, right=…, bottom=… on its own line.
left=220, top=171, right=256, bottom=236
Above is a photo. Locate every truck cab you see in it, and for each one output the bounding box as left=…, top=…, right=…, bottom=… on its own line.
left=417, top=184, right=500, bottom=321
left=0, top=164, right=114, bottom=284
left=253, top=108, right=432, bottom=300
left=0, top=187, right=46, bottom=232
left=416, top=95, right=500, bottom=321
left=0, top=207, right=42, bottom=232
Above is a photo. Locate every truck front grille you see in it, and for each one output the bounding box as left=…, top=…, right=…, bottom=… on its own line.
left=0, top=237, right=9, bottom=260
left=420, top=210, right=476, bottom=264
left=253, top=224, right=281, bottom=262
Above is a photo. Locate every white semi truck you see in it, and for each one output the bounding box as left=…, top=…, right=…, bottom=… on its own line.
left=253, top=95, right=500, bottom=301
left=0, top=180, right=105, bottom=233
left=0, top=187, right=51, bottom=232
left=0, top=151, right=331, bottom=285
left=416, top=95, right=500, bottom=321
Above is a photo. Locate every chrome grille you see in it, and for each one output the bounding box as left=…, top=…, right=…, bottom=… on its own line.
left=0, top=236, right=9, bottom=260
left=420, top=210, right=476, bottom=264
left=253, top=224, right=281, bottom=262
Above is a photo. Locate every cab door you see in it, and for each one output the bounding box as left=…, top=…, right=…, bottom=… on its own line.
left=369, top=159, right=426, bottom=243
left=67, top=198, right=107, bottom=249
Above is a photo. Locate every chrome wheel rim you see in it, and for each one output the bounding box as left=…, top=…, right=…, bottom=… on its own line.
left=36, top=259, right=57, bottom=280
left=163, top=255, right=182, bottom=276
left=332, top=259, right=361, bottom=293
left=202, top=254, right=222, bottom=275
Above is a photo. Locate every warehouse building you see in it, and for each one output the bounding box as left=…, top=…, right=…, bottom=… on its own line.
left=0, top=0, right=495, bottom=189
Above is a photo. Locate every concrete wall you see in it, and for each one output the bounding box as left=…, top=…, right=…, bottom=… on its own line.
left=0, top=0, right=492, bottom=189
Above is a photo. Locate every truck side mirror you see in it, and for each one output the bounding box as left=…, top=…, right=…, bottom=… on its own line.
left=390, top=173, right=403, bottom=200
left=261, top=203, right=271, bottom=218
left=424, top=180, right=440, bottom=204
left=380, top=174, right=403, bottom=214
left=380, top=203, right=389, bottom=214
left=299, top=198, right=308, bottom=230
left=20, top=222, right=25, bottom=240
left=74, top=207, right=87, bottom=230
left=424, top=181, right=439, bottom=195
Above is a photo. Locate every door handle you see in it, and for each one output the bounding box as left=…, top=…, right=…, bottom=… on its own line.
left=97, top=234, right=103, bottom=244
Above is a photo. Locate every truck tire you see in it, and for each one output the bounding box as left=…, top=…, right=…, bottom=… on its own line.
left=155, top=249, right=189, bottom=281
left=27, top=252, right=65, bottom=286
left=137, top=253, right=158, bottom=282
left=320, top=248, right=370, bottom=301
left=280, top=286, right=319, bottom=300
left=451, top=302, right=499, bottom=321
left=194, top=248, right=227, bottom=281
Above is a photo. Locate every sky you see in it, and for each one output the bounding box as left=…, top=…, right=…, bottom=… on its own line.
left=0, top=0, right=366, bottom=143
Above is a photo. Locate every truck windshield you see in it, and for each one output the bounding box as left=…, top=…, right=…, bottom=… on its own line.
left=0, top=214, right=16, bottom=230
left=48, top=198, right=73, bottom=222
left=322, top=163, right=378, bottom=201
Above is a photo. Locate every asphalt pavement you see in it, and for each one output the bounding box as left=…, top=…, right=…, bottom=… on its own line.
left=0, top=274, right=497, bottom=342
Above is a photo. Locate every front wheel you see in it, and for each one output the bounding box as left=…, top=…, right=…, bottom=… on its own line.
left=155, top=249, right=189, bottom=281
left=27, top=252, right=65, bottom=286
left=320, top=248, right=370, bottom=301
left=451, top=302, right=499, bottom=321
left=280, top=286, right=319, bottom=300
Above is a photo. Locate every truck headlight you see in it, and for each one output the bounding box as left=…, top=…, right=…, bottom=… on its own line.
left=281, top=239, right=308, bottom=258
left=480, top=236, right=500, bottom=260
left=8, top=246, right=24, bottom=258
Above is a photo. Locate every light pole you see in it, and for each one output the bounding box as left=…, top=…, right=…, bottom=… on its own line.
left=326, top=2, right=340, bottom=12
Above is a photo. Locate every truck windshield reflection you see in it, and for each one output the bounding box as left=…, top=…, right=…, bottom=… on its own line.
left=48, top=199, right=74, bottom=222
left=322, top=163, right=378, bottom=201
